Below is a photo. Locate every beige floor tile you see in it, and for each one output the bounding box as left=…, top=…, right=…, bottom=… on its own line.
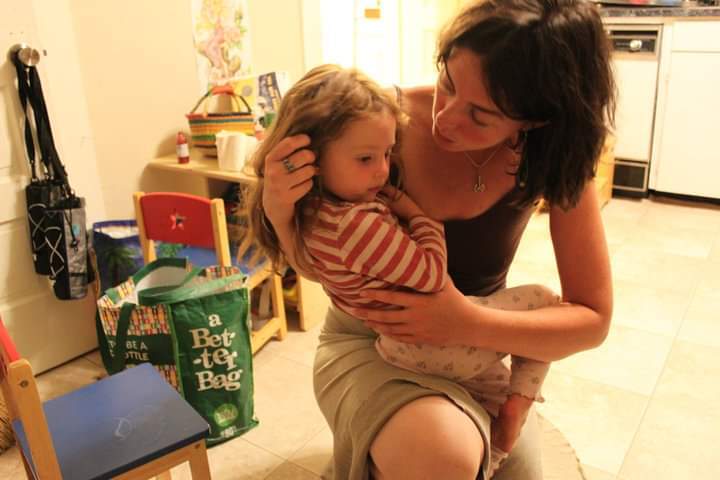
left=514, top=227, right=556, bottom=266
left=641, top=198, right=720, bottom=233
left=619, top=221, right=716, bottom=259
left=602, top=198, right=651, bottom=223
left=289, top=427, right=333, bottom=476
left=243, top=353, right=327, bottom=459
left=551, top=324, right=672, bottom=396
left=265, top=461, right=321, bottom=480
left=602, top=215, right=641, bottom=250
left=583, top=464, right=616, bottom=480
left=610, top=246, right=704, bottom=296
left=709, top=233, right=720, bottom=262
left=611, top=280, right=691, bottom=338
left=170, top=437, right=284, bottom=480
left=35, top=356, right=105, bottom=402
left=676, top=293, right=720, bottom=349
left=696, top=259, right=720, bottom=299
left=536, top=371, right=649, bottom=475
left=0, top=447, right=23, bottom=479
left=619, top=341, right=720, bottom=480
left=260, top=315, right=322, bottom=369
left=652, top=340, right=720, bottom=405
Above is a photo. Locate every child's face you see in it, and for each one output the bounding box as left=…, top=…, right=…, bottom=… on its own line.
left=320, top=111, right=396, bottom=203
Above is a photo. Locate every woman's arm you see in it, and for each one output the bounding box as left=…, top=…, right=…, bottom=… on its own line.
left=358, top=182, right=613, bottom=361
left=260, top=134, right=320, bottom=281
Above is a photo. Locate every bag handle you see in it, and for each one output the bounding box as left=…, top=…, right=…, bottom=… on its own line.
left=138, top=271, right=246, bottom=306
left=188, top=84, right=252, bottom=116
left=12, top=52, right=74, bottom=198
left=12, top=54, right=38, bottom=180
left=135, top=265, right=206, bottom=301
left=110, top=302, right=134, bottom=373
left=104, top=257, right=190, bottom=303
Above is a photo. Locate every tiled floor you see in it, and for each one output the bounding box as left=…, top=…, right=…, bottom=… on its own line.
left=1, top=196, right=719, bottom=479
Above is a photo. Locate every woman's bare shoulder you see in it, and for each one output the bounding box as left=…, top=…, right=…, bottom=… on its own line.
left=399, top=86, right=434, bottom=109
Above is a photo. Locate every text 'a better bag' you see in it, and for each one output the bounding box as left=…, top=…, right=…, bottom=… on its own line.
left=96, top=258, right=258, bottom=445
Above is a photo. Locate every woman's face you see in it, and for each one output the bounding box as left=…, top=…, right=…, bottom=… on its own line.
left=432, top=47, right=525, bottom=152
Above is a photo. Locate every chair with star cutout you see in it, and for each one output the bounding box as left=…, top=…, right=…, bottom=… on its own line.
left=133, top=191, right=286, bottom=353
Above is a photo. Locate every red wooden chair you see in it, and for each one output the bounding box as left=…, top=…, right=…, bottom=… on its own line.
left=0, top=316, right=211, bottom=479
left=133, top=191, right=286, bottom=353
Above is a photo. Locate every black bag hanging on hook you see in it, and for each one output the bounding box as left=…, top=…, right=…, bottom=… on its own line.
left=12, top=47, right=91, bottom=300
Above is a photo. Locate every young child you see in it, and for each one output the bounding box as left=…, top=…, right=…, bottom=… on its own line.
left=249, top=64, right=559, bottom=476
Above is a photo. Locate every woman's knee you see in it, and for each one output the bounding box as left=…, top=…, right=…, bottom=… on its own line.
left=370, top=396, right=484, bottom=480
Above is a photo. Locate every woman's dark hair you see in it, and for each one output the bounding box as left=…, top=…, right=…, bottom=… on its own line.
left=437, top=0, right=616, bottom=209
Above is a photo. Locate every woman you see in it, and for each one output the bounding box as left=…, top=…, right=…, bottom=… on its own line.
left=256, top=0, right=614, bottom=478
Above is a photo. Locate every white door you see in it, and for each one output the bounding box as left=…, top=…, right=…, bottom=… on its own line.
left=2, top=1, right=96, bottom=373
left=305, top=0, right=462, bottom=86
left=399, top=0, right=461, bottom=86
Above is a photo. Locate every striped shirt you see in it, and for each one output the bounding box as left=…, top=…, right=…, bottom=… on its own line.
left=304, top=199, right=447, bottom=317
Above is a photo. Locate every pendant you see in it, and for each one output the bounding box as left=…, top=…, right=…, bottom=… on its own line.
left=474, top=175, right=486, bottom=193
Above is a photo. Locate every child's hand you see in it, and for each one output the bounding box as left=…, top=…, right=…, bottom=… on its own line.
left=491, top=393, right=534, bottom=454
left=380, top=185, right=424, bottom=220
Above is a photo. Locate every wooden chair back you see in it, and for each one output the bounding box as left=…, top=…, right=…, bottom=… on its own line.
left=134, top=191, right=231, bottom=267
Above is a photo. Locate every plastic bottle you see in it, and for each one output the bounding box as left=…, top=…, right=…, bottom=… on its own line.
left=176, top=131, right=190, bottom=164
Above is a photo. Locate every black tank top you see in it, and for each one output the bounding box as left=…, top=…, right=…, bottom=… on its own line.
left=392, top=86, right=536, bottom=296
left=444, top=189, right=535, bottom=296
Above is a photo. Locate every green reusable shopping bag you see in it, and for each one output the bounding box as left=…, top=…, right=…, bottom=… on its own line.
left=138, top=267, right=258, bottom=445
left=96, top=257, right=190, bottom=386
left=95, top=257, right=258, bottom=445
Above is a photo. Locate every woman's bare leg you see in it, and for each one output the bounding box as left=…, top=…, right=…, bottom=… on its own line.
left=369, top=396, right=484, bottom=480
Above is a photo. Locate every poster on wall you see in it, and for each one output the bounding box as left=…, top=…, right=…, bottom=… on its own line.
left=191, top=0, right=253, bottom=93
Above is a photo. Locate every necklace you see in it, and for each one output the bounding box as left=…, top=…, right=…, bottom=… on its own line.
left=462, top=144, right=503, bottom=193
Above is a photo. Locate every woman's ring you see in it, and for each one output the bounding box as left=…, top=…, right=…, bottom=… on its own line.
left=282, top=157, right=296, bottom=173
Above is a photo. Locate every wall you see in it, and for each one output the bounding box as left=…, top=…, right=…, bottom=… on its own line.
left=69, top=0, right=306, bottom=220
left=30, top=0, right=107, bottom=223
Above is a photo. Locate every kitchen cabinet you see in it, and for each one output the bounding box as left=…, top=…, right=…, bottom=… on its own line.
left=653, top=21, right=720, bottom=200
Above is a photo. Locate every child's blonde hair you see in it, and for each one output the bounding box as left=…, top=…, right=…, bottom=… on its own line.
left=248, top=64, right=406, bottom=270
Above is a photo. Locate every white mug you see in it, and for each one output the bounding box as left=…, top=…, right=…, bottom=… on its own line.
left=216, top=131, right=258, bottom=172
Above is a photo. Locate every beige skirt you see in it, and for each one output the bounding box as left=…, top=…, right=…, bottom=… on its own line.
left=313, top=305, right=495, bottom=480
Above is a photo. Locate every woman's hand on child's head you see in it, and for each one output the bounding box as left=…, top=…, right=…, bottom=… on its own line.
left=262, top=134, right=318, bottom=226
left=380, top=185, right=424, bottom=220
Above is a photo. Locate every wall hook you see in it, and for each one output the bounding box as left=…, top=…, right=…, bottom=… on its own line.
left=8, top=43, right=41, bottom=67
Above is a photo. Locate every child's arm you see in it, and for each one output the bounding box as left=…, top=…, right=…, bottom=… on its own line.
left=340, top=207, right=446, bottom=292
left=331, top=198, right=447, bottom=293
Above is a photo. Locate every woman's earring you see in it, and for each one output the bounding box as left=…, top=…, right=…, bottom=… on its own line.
left=507, top=129, right=528, bottom=154
left=517, top=159, right=528, bottom=188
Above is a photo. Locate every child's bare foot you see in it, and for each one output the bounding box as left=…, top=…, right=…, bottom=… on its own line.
left=491, top=393, right=534, bottom=453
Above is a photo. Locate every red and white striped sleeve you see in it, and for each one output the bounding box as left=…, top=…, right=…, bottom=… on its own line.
left=334, top=205, right=447, bottom=292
